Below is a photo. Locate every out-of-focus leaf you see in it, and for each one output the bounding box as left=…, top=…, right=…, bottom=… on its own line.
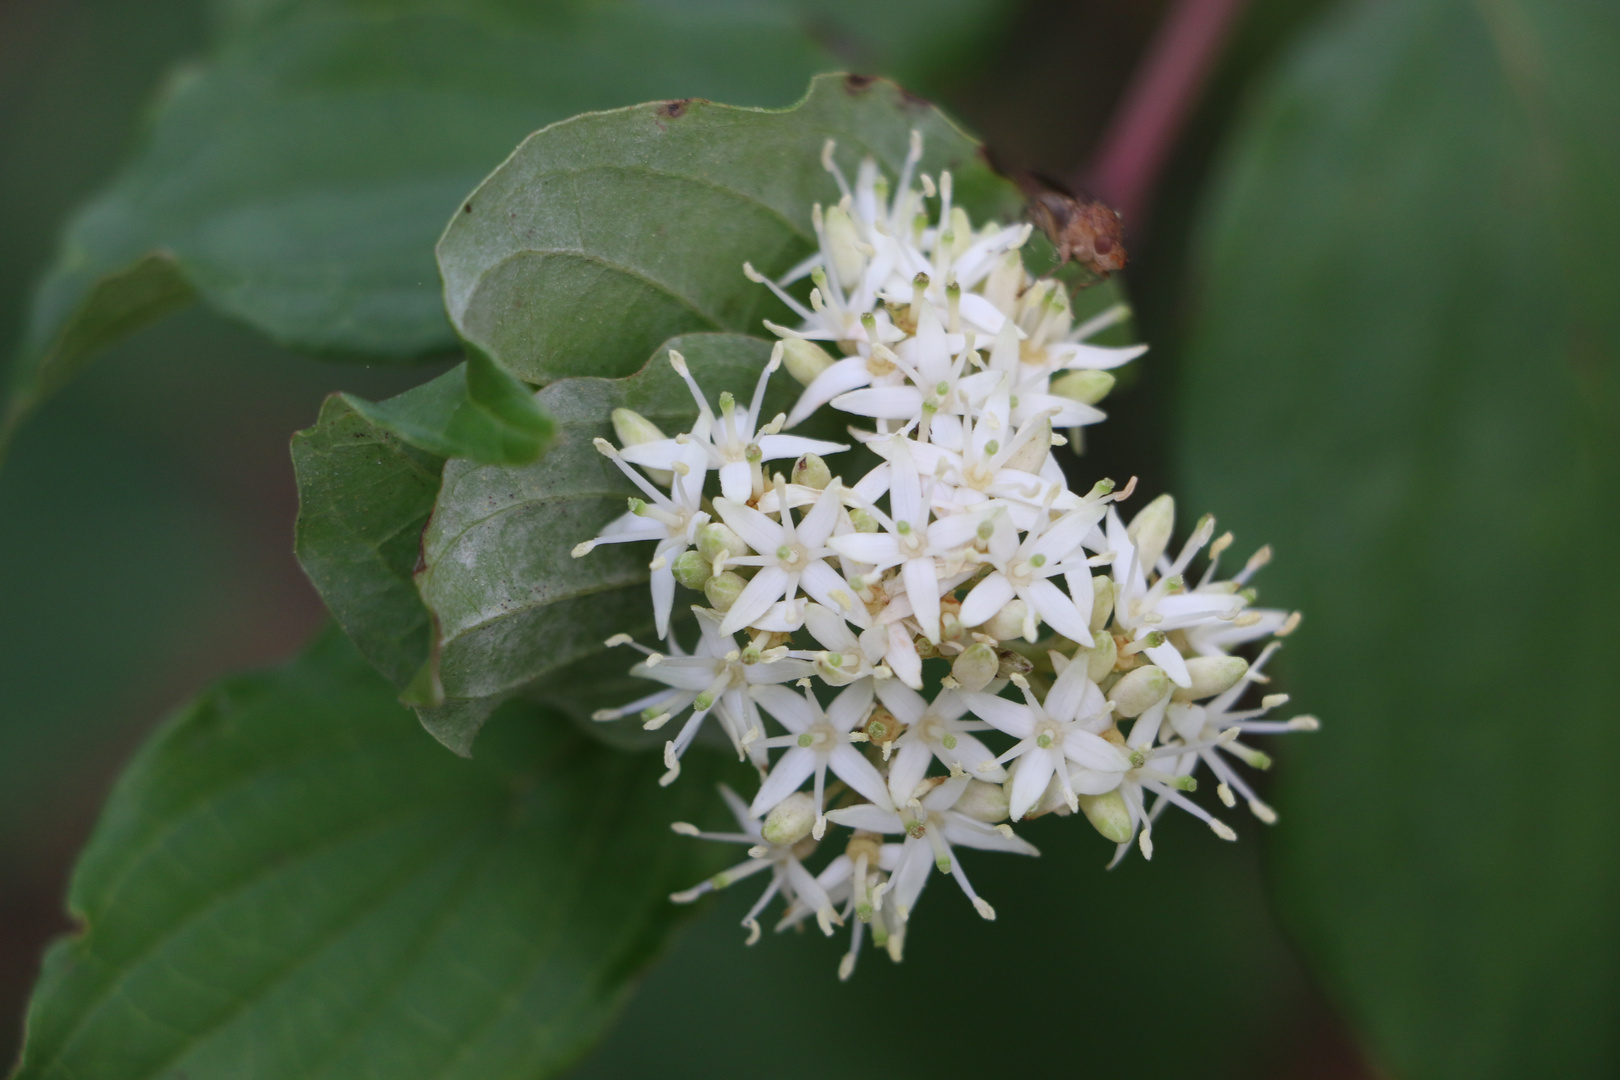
left=2, top=0, right=1021, bottom=450
left=411, top=333, right=798, bottom=754
left=345, top=355, right=553, bottom=464
left=436, top=72, right=1024, bottom=384
left=12, top=625, right=733, bottom=1080
left=292, top=395, right=445, bottom=687
left=1176, top=1, right=1620, bottom=1077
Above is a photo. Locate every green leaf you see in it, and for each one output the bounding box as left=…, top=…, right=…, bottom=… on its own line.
left=344, top=355, right=554, bottom=465
left=292, top=395, right=445, bottom=688
left=13, top=625, right=734, bottom=1080
left=2, top=0, right=1018, bottom=451
left=1176, top=1, right=1620, bottom=1077
left=436, top=72, right=1024, bottom=384
left=411, top=332, right=799, bottom=754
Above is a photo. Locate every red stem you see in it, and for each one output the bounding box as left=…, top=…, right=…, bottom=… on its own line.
left=1081, top=0, right=1250, bottom=230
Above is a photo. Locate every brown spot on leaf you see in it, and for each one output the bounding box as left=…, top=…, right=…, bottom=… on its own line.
left=899, top=86, right=933, bottom=110
left=659, top=99, right=690, bottom=118
left=463, top=201, right=473, bottom=214
left=844, top=73, right=877, bottom=93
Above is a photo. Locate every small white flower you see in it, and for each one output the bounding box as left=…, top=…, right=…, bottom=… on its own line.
left=958, top=503, right=1106, bottom=645
left=670, top=787, right=840, bottom=941
left=749, top=680, right=894, bottom=831
left=793, top=602, right=889, bottom=686
left=962, top=665, right=1131, bottom=821
left=593, top=609, right=813, bottom=781
left=875, top=680, right=1006, bottom=805
left=826, top=437, right=983, bottom=643
left=712, top=480, right=869, bottom=634
left=827, top=774, right=1038, bottom=923
left=572, top=438, right=709, bottom=639
left=619, top=348, right=845, bottom=503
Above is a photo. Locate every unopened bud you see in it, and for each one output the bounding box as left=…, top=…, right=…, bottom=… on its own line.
left=823, top=205, right=864, bottom=290
left=1089, top=575, right=1115, bottom=634
left=1175, top=656, right=1249, bottom=701
left=1084, top=633, right=1117, bottom=682
left=1050, top=369, right=1116, bottom=406
left=997, top=649, right=1034, bottom=680
left=1108, top=664, right=1170, bottom=717
left=672, top=550, right=712, bottom=590
left=849, top=508, right=880, bottom=533
left=704, top=571, right=747, bottom=612
left=762, top=791, right=817, bottom=846
left=698, top=523, right=748, bottom=563
left=976, top=598, right=1027, bottom=641
left=956, top=779, right=1011, bottom=824
left=1002, top=418, right=1051, bottom=474
left=781, top=337, right=837, bottom=386
left=792, top=452, right=832, bottom=489
left=952, top=643, right=999, bottom=693
left=1077, top=790, right=1133, bottom=843
left=1127, top=494, right=1175, bottom=574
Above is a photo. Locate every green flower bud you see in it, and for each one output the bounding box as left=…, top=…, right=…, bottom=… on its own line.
left=1126, top=494, right=1175, bottom=576
left=1078, top=790, right=1133, bottom=843
left=1085, top=633, right=1118, bottom=682
left=975, top=598, right=1027, bottom=641
left=951, top=643, right=999, bottom=693
left=792, top=452, right=832, bottom=490
left=1175, top=656, right=1249, bottom=702
left=612, top=408, right=671, bottom=486
left=1089, top=575, right=1115, bottom=635
left=1108, top=664, right=1171, bottom=718
left=672, top=550, right=712, bottom=591
left=762, top=791, right=817, bottom=846
left=849, top=508, right=880, bottom=533
left=953, top=779, right=1011, bottom=824
left=781, top=337, right=837, bottom=386
left=698, top=523, right=748, bottom=563
left=823, top=205, right=865, bottom=290
left=1050, top=369, right=1117, bottom=406
left=704, top=571, right=747, bottom=612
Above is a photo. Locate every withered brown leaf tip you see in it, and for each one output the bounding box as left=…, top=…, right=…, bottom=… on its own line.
left=1028, top=190, right=1128, bottom=277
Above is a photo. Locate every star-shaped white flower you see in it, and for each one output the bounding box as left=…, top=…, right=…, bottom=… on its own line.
left=669, top=787, right=840, bottom=941
left=712, top=480, right=869, bottom=635
left=827, top=437, right=983, bottom=643
left=962, top=666, right=1132, bottom=821
left=827, top=775, right=1038, bottom=923
left=958, top=502, right=1106, bottom=645
left=875, top=680, right=1006, bottom=805
left=619, top=347, right=845, bottom=504
left=749, top=680, right=893, bottom=832
left=572, top=439, right=709, bottom=639
left=594, top=608, right=813, bottom=781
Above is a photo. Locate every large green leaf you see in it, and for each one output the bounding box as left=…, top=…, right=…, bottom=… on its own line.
left=1176, top=0, right=1620, bottom=1077
left=436, top=72, right=1024, bottom=383
left=411, top=332, right=799, bottom=754
left=12, top=625, right=734, bottom=1080
left=1, top=0, right=1016, bottom=450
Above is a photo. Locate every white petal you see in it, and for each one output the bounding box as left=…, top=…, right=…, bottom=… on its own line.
left=829, top=743, right=894, bottom=809
left=1023, top=577, right=1093, bottom=644
left=757, top=433, right=848, bottom=464
left=750, top=684, right=817, bottom=733
left=749, top=747, right=819, bottom=816
left=827, top=532, right=903, bottom=567
left=826, top=803, right=905, bottom=834
left=713, top=497, right=783, bottom=554
left=1008, top=752, right=1056, bottom=821
left=803, top=603, right=858, bottom=653
left=833, top=386, right=925, bottom=420
left=874, top=680, right=927, bottom=724
left=1062, top=729, right=1132, bottom=772
left=958, top=572, right=1016, bottom=629
left=719, top=566, right=791, bottom=634
left=902, top=557, right=942, bottom=644
left=787, top=356, right=872, bottom=427
left=886, top=740, right=934, bottom=806
left=719, top=460, right=752, bottom=503
left=826, top=679, right=875, bottom=732
left=960, top=692, right=1034, bottom=738
left=1146, top=638, right=1192, bottom=687
left=943, top=732, right=1008, bottom=783
left=799, top=560, right=870, bottom=628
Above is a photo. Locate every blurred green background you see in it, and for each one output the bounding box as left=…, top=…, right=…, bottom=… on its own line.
left=1, top=0, right=1612, bottom=1077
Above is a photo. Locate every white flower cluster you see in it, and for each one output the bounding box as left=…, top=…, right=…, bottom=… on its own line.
left=574, top=132, right=1316, bottom=979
